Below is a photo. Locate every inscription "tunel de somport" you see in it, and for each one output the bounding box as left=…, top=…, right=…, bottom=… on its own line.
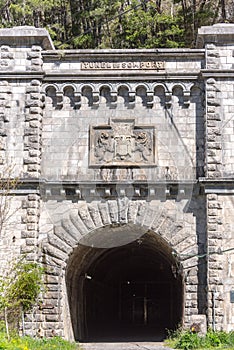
left=81, top=61, right=165, bottom=70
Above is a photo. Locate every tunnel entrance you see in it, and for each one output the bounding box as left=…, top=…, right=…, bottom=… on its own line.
left=66, top=228, right=183, bottom=342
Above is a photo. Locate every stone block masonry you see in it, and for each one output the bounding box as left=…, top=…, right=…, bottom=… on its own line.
left=0, top=24, right=234, bottom=341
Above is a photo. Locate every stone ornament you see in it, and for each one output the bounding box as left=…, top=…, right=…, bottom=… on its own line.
left=90, top=119, right=156, bottom=167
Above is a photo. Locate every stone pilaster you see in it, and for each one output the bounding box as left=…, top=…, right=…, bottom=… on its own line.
left=27, top=46, right=43, bottom=71
left=0, top=45, right=14, bottom=70
left=206, top=44, right=220, bottom=69
left=207, top=193, right=224, bottom=330
left=205, top=78, right=222, bottom=178
left=24, top=80, right=43, bottom=177
left=21, top=194, right=40, bottom=258
left=21, top=193, right=49, bottom=337
left=0, top=80, right=11, bottom=165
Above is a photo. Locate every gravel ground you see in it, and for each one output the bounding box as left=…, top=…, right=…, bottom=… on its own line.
left=80, top=342, right=174, bottom=350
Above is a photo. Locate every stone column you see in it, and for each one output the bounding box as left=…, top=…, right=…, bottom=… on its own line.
left=197, top=24, right=234, bottom=330
left=0, top=26, right=55, bottom=336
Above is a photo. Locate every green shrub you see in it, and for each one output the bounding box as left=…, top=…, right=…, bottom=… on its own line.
left=0, top=258, right=44, bottom=337
left=166, top=328, right=234, bottom=349
left=204, top=330, right=222, bottom=347
left=227, top=331, right=234, bottom=346
left=0, top=331, right=79, bottom=350
left=174, top=331, right=201, bottom=349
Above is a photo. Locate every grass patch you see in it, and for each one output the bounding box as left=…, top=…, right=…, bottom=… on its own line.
left=166, top=329, right=234, bottom=349
left=0, top=330, right=79, bottom=350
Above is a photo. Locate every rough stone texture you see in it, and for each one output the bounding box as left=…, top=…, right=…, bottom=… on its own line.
left=24, top=80, right=43, bottom=177
left=0, top=24, right=234, bottom=340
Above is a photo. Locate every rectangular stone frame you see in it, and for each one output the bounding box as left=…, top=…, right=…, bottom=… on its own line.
left=89, top=121, right=157, bottom=168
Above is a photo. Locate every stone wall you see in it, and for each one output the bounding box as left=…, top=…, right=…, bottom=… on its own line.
left=41, top=56, right=204, bottom=183
left=0, top=24, right=234, bottom=340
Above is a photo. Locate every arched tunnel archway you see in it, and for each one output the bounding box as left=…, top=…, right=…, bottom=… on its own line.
left=66, top=226, right=184, bottom=342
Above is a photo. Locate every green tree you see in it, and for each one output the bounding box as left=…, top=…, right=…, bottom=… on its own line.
left=70, top=0, right=120, bottom=48
left=70, top=0, right=185, bottom=49
left=0, top=258, right=44, bottom=338
left=0, top=0, right=234, bottom=49
left=174, top=0, right=230, bottom=47
left=114, top=0, right=185, bottom=48
left=0, top=0, right=72, bottom=48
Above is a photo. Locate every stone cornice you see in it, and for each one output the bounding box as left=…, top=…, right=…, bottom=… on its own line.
left=10, top=178, right=234, bottom=196
left=9, top=179, right=198, bottom=198
left=0, top=26, right=54, bottom=50
left=0, top=71, right=201, bottom=81
left=199, top=178, right=234, bottom=183
left=199, top=178, right=234, bottom=194
left=201, top=70, right=234, bottom=78
left=42, top=48, right=205, bottom=60
left=197, top=23, right=234, bottom=48
left=0, top=72, right=44, bottom=80
left=43, top=72, right=201, bottom=81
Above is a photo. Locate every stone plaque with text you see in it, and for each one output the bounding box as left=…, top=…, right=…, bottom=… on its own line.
left=81, top=61, right=165, bottom=70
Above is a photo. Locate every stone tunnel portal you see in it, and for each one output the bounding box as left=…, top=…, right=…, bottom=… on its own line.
left=66, top=228, right=184, bottom=342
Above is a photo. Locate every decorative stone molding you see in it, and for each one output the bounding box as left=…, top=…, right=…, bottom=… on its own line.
left=90, top=119, right=156, bottom=167
left=43, top=82, right=195, bottom=109
left=24, top=80, right=43, bottom=177
left=40, top=182, right=195, bottom=201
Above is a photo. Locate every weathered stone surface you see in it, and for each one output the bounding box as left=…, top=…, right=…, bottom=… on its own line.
left=0, top=23, right=234, bottom=342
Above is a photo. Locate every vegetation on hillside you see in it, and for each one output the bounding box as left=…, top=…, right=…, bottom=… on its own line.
left=0, top=0, right=233, bottom=49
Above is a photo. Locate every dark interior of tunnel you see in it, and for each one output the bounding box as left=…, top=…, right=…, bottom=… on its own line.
left=66, top=230, right=183, bottom=342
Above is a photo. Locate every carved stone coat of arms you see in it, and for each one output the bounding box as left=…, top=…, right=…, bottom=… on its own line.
left=90, top=119, right=156, bottom=167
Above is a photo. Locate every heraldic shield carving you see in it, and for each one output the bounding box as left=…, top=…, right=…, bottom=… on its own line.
left=90, top=119, right=156, bottom=167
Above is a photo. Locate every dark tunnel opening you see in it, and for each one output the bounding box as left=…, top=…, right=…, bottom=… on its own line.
left=66, top=228, right=184, bottom=342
